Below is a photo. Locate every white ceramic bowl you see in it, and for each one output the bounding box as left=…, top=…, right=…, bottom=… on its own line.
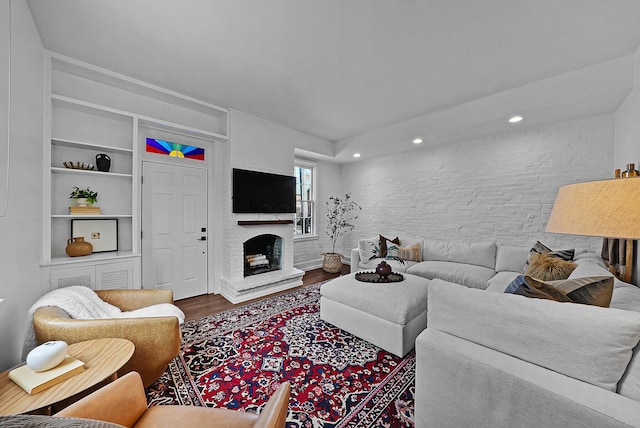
left=26, top=340, right=68, bottom=372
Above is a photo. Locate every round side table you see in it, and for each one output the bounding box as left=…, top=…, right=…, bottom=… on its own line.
left=0, top=337, right=134, bottom=415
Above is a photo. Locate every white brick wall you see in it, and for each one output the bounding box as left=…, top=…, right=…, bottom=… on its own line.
left=224, top=111, right=617, bottom=274
left=339, top=114, right=615, bottom=255
left=222, top=110, right=328, bottom=290
left=223, top=111, right=296, bottom=284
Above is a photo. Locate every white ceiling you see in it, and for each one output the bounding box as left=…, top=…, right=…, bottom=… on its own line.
left=26, top=0, right=640, bottom=162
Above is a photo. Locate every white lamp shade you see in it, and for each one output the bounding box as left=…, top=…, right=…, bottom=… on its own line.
left=546, top=177, right=640, bottom=239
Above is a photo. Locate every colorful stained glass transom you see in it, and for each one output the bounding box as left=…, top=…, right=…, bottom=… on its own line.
left=146, top=138, right=205, bottom=160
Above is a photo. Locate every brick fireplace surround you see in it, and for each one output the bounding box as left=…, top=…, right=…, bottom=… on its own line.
left=220, top=222, right=304, bottom=304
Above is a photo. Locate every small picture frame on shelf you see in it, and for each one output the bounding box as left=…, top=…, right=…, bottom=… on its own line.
left=71, top=219, right=118, bottom=253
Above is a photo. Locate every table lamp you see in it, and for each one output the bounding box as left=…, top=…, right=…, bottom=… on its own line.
left=546, top=177, right=640, bottom=239
left=546, top=177, right=640, bottom=283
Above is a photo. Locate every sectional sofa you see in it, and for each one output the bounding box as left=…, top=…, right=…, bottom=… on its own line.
left=347, top=236, right=640, bottom=427
left=351, top=236, right=604, bottom=291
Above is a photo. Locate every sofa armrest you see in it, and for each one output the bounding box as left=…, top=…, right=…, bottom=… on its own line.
left=95, top=289, right=174, bottom=311
left=55, top=372, right=148, bottom=426
left=350, top=248, right=360, bottom=273
left=33, top=307, right=181, bottom=387
left=416, top=329, right=640, bottom=428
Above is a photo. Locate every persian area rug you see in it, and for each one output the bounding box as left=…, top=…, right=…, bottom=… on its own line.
left=146, top=282, right=415, bottom=427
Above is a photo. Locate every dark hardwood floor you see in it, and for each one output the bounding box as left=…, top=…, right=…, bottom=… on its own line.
left=174, top=265, right=351, bottom=322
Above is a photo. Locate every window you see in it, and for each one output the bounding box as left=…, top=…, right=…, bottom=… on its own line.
left=294, top=161, right=316, bottom=237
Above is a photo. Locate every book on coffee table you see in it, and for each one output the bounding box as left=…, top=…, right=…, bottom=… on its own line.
left=8, top=356, right=85, bottom=395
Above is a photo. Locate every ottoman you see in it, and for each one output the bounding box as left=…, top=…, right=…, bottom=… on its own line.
left=320, top=272, right=430, bottom=357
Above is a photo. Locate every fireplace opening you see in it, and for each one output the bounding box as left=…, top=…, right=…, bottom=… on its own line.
left=243, top=234, right=282, bottom=277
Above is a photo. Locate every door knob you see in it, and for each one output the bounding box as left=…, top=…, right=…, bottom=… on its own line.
left=198, top=236, right=207, bottom=241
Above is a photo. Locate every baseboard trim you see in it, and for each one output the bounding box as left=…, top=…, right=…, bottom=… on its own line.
left=295, top=258, right=351, bottom=272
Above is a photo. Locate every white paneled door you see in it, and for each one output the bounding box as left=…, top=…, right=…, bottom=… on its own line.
left=142, top=162, right=207, bottom=300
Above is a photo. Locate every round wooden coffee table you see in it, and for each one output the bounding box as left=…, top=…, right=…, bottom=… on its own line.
left=0, top=337, right=134, bottom=415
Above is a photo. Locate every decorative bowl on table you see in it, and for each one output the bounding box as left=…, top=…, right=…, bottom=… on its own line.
left=63, top=161, right=95, bottom=170
left=355, top=269, right=404, bottom=283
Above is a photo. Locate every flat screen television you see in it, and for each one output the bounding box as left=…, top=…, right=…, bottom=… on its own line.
left=232, top=168, right=296, bottom=213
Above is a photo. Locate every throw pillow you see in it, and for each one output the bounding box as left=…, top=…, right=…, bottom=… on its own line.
left=387, top=242, right=422, bottom=262
left=358, top=237, right=379, bottom=262
left=524, top=252, right=577, bottom=281
left=379, top=235, right=400, bottom=258
left=505, top=274, right=614, bottom=307
left=504, top=274, right=527, bottom=294
left=521, top=240, right=575, bottom=273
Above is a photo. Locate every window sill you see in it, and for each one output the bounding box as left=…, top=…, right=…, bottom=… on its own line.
left=293, top=234, right=319, bottom=242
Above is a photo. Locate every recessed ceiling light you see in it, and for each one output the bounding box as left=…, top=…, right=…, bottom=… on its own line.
left=353, top=153, right=361, bottom=158
left=509, top=115, right=524, bottom=123
left=413, top=138, right=423, bottom=144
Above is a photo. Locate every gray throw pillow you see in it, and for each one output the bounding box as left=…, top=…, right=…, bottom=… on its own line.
left=505, top=274, right=613, bottom=307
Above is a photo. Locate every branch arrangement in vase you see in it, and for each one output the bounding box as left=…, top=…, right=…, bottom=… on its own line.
left=326, top=192, right=361, bottom=254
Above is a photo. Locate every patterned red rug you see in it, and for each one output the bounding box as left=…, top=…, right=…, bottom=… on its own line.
left=146, top=282, right=415, bottom=427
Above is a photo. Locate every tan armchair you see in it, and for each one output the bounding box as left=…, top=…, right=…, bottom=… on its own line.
left=56, top=371, right=290, bottom=428
left=32, top=289, right=181, bottom=388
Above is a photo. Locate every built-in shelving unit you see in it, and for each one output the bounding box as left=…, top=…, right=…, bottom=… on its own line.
left=42, top=51, right=229, bottom=290
left=47, top=94, right=135, bottom=264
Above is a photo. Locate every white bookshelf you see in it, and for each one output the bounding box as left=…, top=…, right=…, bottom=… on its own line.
left=42, top=51, right=229, bottom=290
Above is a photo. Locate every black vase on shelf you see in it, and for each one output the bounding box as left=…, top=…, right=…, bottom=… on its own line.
left=95, top=153, right=111, bottom=172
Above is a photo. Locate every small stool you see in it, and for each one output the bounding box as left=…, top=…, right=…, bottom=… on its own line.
left=320, top=272, right=430, bottom=357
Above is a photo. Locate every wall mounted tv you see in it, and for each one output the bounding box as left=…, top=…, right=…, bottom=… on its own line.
left=232, top=168, right=296, bottom=213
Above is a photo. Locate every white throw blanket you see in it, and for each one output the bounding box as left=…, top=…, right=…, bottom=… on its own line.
left=22, top=286, right=185, bottom=359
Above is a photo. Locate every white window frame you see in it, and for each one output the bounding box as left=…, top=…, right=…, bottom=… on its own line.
left=294, top=159, right=317, bottom=239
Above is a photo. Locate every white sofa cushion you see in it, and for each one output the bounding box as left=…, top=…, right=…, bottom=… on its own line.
left=495, top=245, right=530, bottom=272
left=407, top=261, right=495, bottom=289
left=427, top=279, right=640, bottom=392
left=486, top=271, right=521, bottom=292
left=416, top=328, right=640, bottom=428
left=422, top=239, right=496, bottom=269
left=568, top=261, right=640, bottom=401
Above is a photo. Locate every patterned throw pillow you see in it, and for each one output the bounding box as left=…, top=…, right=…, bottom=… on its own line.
left=505, top=275, right=614, bottom=307
left=521, top=241, right=575, bottom=273
left=524, top=252, right=577, bottom=281
left=379, top=235, right=400, bottom=258
left=387, top=242, right=422, bottom=262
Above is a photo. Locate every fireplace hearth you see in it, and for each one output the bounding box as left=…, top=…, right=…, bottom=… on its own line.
left=243, top=234, right=282, bottom=277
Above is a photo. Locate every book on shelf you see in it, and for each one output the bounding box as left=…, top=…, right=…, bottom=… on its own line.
left=8, top=356, right=85, bottom=395
left=69, top=206, right=101, bottom=215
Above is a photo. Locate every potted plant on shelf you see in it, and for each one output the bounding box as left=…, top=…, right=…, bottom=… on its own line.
left=69, top=186, right=98, bottom=207
left=324, top=192, right=362, bottom=273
